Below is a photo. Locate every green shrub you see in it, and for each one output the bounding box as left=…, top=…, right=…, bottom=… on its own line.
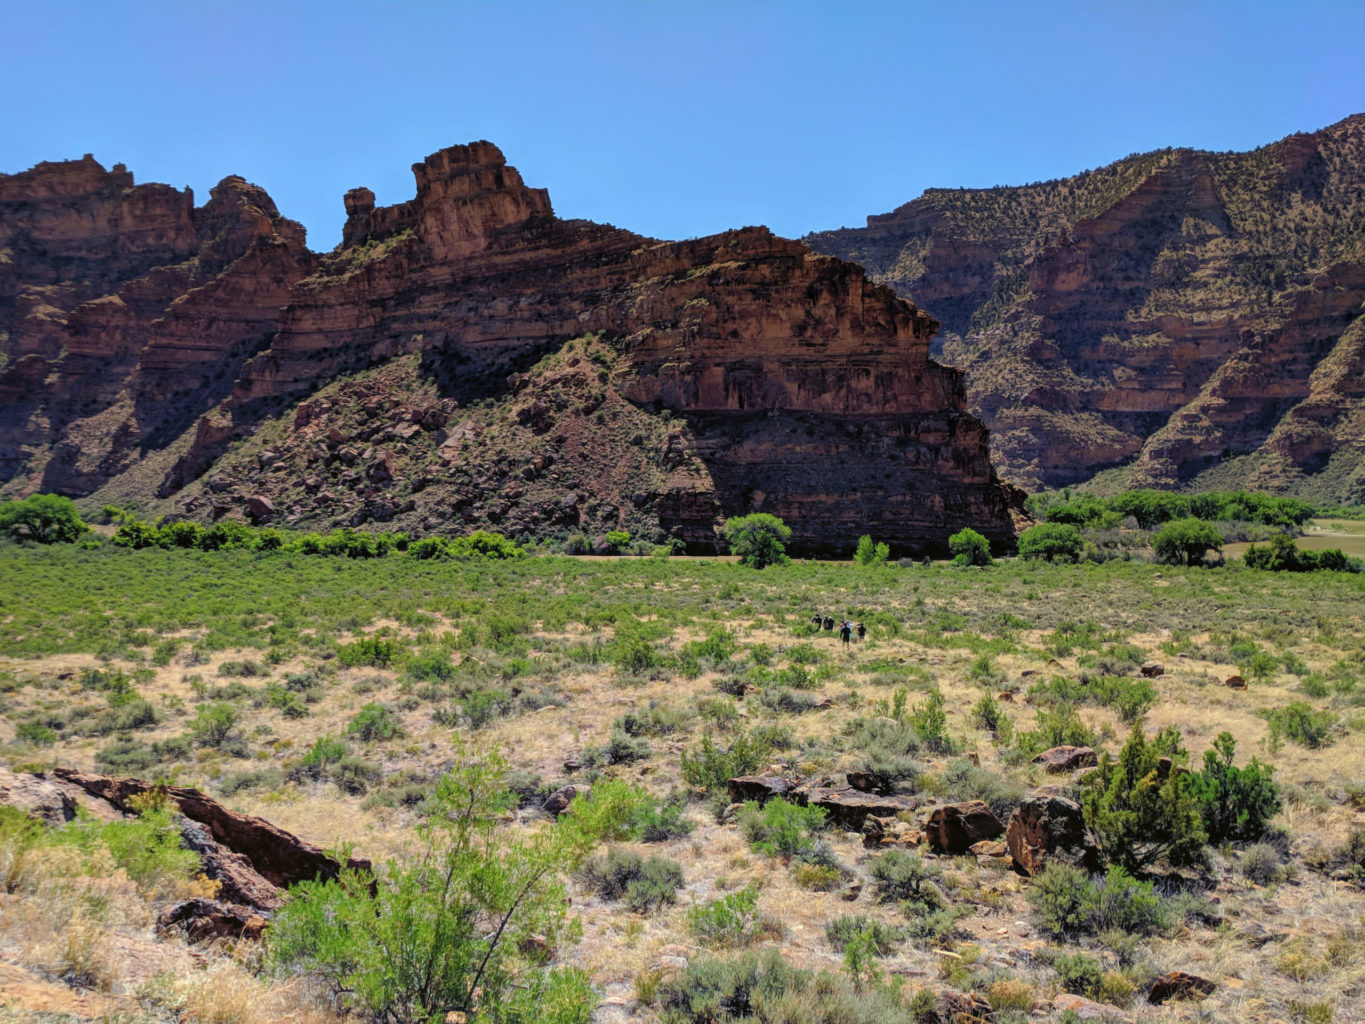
left=580, top=848, right=685, bottom=913
left=1261, top=701, right=1336, bottom=749
left=339, top=636, right=397, bottom=668
left=948, top=528, right=992, bottom=566
left=1017, top=522, right=1083, bottom=563
left=845, top=714, right=921, bottom=793
left=189, top=702, right=239, bottom=747
left=348, top=703, right=403, bottom=742
left=1189, top=732, right=1281, bottom=843
left=868, top=849, right=943, bottom=909
left=722, top=513, right=791, bottom=569
left=738, top=798, right=827, bottom=860
left=1028, top=862, right=1170, bottom=940
left=638, top=792, right=695, bottom=842
left=680, top=731, right=773, bottom=801
left=824, top=915, right=906, bottom=954
left=687, top=887, right=762, bottom=946
left=1053, top=952, right=1103, bottom=996
left=268, top=749, right=638, bottom=1024
left=654, top=950, right=908, bottom=1024
left=1080, top=725, right=1206, bottom=873
left=854, top=535, right=890, bottom=566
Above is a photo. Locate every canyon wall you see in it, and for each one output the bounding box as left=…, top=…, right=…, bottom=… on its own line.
left=0, top=144, right=1022, bottom=554
left=805, top=114, right=1365, bottom=503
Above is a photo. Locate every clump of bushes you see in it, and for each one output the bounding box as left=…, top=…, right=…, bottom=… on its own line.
left=1245, top=534, right=1362, bottom=573
left=738, top=798, right=829, bottom=862
left=1028, top=863, right=1167, bottom=939
left=579, top=848, right=685, bottom=913
left=1153, top=518, right=1224, bottom=566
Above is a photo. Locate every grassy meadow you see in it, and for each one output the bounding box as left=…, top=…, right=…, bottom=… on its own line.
left=2, top=541, right=1364, bottom=1023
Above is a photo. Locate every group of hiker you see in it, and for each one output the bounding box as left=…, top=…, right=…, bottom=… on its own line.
left=812, top=614, right=866, bottom=646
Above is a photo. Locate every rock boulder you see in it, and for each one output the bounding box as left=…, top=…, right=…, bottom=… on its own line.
left=923, top=800, right=1004, bottom=854
left=1005, top=794, right=1101, bottom=876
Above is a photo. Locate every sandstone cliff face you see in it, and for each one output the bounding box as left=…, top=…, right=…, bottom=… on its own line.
left=0, top=158, right=316, bottom=494
left=1, top=143, right=1020, bottom=554
left=805, top=114, right=1365, bottom=502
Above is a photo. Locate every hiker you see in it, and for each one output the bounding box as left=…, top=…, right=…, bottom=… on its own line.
left=856, top=622, right=866, bottom=643
left=811, top=613, right=823, bottom=629
left=823, top=616, right=835, bottom=631
left=840, top=620, right=853, bottom=647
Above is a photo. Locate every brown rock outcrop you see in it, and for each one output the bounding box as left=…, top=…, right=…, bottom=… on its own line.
left=1005, top=794, right=1101, bottom=876
left=1148, top=971, right=1216, bottom=1004
left=1032, top=745, right=1098, bottom=773
left=1, top=142, right=1020, bottom=555
left=805, top=114, right=1365, bottom=503
left=48, top=768, right=369, bottom=889
left=0, top=767, right=76, bottom=825
left=157, top=898, right=268, bottom=944
left=923, top=800, right=1004, bottom=854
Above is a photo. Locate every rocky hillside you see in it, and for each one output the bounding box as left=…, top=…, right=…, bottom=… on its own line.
left=805, top=115, right=1365, bottom=502
left=0, top=145, right=1022, bottom=555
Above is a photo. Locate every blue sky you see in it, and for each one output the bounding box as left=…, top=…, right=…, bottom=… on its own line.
left=2, top=1, right=1361, bottom=250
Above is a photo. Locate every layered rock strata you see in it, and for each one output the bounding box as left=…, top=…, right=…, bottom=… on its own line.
left=2, top=142, right=1022, bottom=554
left=806, top=114, right=1365, bottom=501
left=0, top=156, right=316, bottom=493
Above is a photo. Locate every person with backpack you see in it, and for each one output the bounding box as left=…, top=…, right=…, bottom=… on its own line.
left=823, top=616, right=835, bottom=631
left=839, top=620, right=853, bottom=647
left=856, top=622, right=866, bottom=643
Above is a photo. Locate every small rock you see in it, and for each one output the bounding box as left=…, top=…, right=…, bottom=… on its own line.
left=1149, top=971, right=1215, bottom=1004
left=1225, top=675, right=1247, bottom=689
left=541, top=785, right=588, bottom=817
left=970, top=840, right=1008, bottom=858
left=1140, top=663, right=1165, bottom=677
left=245, top=495, right=275, bottom=522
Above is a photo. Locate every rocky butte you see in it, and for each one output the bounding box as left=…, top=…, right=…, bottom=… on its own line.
left=805, top=114, right=1365, bottom=503
left=0, top=143, right=1023, bottom=555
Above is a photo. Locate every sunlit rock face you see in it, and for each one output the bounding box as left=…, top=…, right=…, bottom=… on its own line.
left=1, top=143, right=1022, bottom=555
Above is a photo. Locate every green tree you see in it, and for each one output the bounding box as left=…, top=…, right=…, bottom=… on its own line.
left=721, top=513, right=791, bottom=569
left=0, top=494, right=88, bottom=543
left=1017, top=522, right=1083, bottom=563
left=1080, top=724, right=1206, bottom=873
left=1189, top=732, right=1280, bottom=844
left=1152, top=518, right=1223, bottom=566
left=948, top=528, right=992, bottom=566
left=269, top=749, right=642, bottom=1024
left=853, top=534, right=889, bottom=566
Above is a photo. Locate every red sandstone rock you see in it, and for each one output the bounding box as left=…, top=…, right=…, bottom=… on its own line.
left=804, top=115, right=1365, bottom=500
left=0, top=142, right=1021, bottom=555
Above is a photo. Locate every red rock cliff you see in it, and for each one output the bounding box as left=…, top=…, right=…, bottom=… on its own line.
left=2, top=144, right=1021, bottom=555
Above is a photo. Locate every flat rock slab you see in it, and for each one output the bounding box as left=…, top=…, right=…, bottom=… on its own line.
left=1032, top=746, right=1098, bottom=773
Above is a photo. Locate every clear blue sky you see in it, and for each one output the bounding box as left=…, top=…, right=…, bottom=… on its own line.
left=2, top=1, right=1361, bottom=250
